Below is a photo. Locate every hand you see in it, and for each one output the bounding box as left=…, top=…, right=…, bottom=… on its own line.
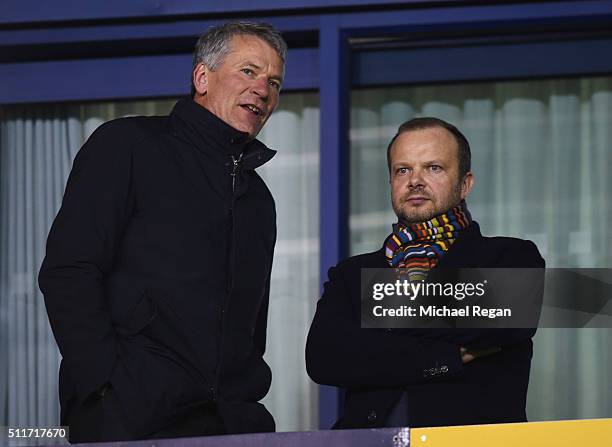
left=97, top=382, right=112, bottom=398
left=460, top=346, right=501, bottom=364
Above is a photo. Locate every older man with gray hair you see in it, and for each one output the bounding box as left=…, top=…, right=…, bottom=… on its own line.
left=39, top=22, right=286, bottom=443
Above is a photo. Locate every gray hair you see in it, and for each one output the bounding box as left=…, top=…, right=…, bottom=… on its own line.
left=191, top=21, right=287, bottom=96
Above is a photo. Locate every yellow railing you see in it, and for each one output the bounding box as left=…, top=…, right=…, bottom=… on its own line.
left=411, top=418, right=612, bottom=447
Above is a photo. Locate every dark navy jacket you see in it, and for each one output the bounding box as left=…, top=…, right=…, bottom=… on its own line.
left=39, top=98, right=277, bottom=438
left=306, top=222, right=544, bottom=428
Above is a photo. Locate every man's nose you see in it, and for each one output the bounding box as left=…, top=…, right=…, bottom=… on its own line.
left=407, top=169, right=425, bottom=189
left=251, top=77, right=270, bottom=102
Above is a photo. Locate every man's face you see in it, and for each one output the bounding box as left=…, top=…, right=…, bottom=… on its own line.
left=193, top=35, right=284, bottom=139
left=389, top=127, right=473, bottom=224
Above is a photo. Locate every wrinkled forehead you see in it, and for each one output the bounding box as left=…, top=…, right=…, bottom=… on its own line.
left=226, top=35, right=285, bottom=72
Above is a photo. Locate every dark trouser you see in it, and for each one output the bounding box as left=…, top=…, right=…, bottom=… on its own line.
left=66, top=389, right=225, bottom=443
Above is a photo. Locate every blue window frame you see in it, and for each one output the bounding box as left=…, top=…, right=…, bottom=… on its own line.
left=316, top=1, right=612, bottom=429
left=2, top=0, right=612, bottom=431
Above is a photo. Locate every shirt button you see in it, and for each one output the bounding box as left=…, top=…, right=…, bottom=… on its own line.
left=367, top=410, right=377, bottom=422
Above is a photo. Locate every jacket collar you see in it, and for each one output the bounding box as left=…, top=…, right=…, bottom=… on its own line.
left=169, top=97, right=276, bottom=170
left=435, top=221, right=483, bottom=269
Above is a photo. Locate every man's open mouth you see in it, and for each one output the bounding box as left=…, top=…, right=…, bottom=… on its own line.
left=241, top=104, right=263, bottom=116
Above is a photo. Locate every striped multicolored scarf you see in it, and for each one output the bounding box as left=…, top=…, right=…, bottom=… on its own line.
left=384, top=200, right=472, bottom=281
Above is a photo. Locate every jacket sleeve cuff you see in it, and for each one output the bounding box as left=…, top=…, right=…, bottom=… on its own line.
left=415, top=342, right=463, bottom=381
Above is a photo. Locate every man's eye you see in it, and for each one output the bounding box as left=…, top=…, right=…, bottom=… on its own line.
left=397, top=168, right=408, bottom=175
left=429, top=165, right=442, bottom=172
left=269, top=80, right=281, bottom=89
left=241, top=68, right=254, bottom=75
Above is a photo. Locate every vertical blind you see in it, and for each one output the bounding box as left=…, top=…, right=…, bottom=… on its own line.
left=349, top=76, right=612, bottom=421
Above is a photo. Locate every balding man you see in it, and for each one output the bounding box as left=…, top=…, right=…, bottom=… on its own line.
left=307, top=117, right=544, bottom=429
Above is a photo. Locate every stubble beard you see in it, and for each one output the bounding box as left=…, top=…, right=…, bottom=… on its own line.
left=393, top=184, right=463, bottom=225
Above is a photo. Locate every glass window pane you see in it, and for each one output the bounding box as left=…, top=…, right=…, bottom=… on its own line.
left=349, top=76, right=612, bottom=421
left=258, top=93, right=320, bottom=432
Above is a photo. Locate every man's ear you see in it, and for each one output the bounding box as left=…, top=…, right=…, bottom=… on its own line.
left=460, top=172, right=474, bottom=200
left=192, top=63, right=208, bottom=96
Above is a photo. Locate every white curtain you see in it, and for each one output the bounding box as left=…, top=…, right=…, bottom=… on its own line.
left=257, top=94, right=320, bottom=432
left=0, top=105, right=84, bottom=427
left=349, top=76, right=612, bottom=421
left=0, top=94, right=320, bottom=432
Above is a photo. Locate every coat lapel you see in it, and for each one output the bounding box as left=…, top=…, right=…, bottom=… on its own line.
left=435, top=221, right=484, bottom=269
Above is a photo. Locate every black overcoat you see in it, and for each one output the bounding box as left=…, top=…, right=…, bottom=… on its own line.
left=306, top=222, right=545, bottom=428
left=39, top=98, right=277, bottom=438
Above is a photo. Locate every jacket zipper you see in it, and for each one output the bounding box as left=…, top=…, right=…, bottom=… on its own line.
left=211, top=152, right=243, bottom=402
left=230, top=153, right=243, bottom=192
